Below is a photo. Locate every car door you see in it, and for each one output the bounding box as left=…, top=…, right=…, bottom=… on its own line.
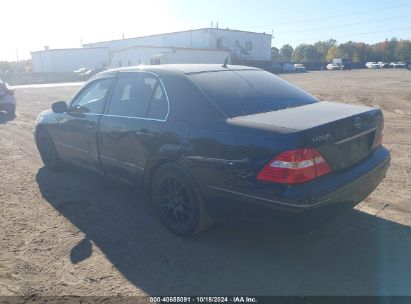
left=98, top=71, right=169, bottom=185
left=56, top=77, right=114, bottom=173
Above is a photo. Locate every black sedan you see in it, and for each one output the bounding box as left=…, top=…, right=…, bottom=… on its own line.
left=35, top=64, right=390, bottom=236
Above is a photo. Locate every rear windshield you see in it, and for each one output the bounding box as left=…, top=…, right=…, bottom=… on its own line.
left=188, top=70, right=319, bottom=117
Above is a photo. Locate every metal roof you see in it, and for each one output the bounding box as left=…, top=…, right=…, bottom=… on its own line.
left=105, top=64, right=261, bottom=75
left=83, top=28, right=272, bottom=46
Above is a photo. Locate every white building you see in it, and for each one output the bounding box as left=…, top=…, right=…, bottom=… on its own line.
left=31, top=47, right=109, bottom=73
left=111, top=46, right=231, bottom=67
left=31, top=28, right=272, bottom=72
left=84, top=28, right=272, bottom=62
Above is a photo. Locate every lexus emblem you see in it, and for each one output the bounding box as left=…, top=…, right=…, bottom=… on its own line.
left=354, top=116, right=367, bottom=129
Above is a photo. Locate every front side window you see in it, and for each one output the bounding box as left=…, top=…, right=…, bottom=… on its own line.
left=107, top=73, right=168, bottom=119
left=70, top=78, right=113, bottom=114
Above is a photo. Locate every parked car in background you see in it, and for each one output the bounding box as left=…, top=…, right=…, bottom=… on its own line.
left=0, top=79, right=16, bottom=115
left=282, top=63, right=295, bottom=72
left=294, top=64, right=306, bottom=72
left=365, top=62, right=375, bottom=69
left=269, top=62, right=282, bottom=73
left=333, top=58, right=351, bottom=70
left=366, top=62, right=381, bottom=69
left=377, top=62, right=389, bottom=69
left=35, top=64, right=390, bottom=236
left=77, top=68, right=106, bottom=81
left=390, top=62, right=406, bottom=69
left=73, top=67, right=89, bottom=74
left=327, top=63, right=342, bottom=70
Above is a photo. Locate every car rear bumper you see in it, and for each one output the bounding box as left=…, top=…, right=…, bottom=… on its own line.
left=206, top=146, right=390, bottom=215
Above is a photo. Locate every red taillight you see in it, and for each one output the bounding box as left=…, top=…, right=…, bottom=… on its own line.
left=257, top=148, right=331, bottom=184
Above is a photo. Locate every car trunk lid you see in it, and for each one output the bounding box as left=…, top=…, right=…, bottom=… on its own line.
left=228, top=101, right=383, bottom=171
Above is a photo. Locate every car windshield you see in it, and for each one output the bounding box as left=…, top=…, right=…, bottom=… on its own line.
left=188, top=69, right=319, bottom=117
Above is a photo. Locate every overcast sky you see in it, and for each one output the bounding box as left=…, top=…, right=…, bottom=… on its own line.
left=1, top=0, right=411, bottom=61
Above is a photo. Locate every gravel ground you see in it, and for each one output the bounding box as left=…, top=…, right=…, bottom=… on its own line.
left=0, top=69, right=410, bottom=296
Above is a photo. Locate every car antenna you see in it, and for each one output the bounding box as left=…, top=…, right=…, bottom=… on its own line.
left=222, top=56, right=229, bottom=68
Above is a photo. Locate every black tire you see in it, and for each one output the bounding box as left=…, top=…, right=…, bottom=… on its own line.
left=151, top=163, right=213, bottom=236
left=36, top=129, right=63, bottom=170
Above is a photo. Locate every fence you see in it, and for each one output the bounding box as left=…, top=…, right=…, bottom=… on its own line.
left=0, top=72, right=80, bottom=86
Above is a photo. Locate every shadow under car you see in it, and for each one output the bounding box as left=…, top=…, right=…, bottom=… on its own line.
left=36, top=166, right=411, bottom=295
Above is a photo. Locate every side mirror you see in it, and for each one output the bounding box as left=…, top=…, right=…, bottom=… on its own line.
left=51, top=101, right=68, bottom=113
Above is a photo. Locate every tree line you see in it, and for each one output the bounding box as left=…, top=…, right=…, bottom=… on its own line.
left=0, top=60, right=31, bottom=73
left=271, top=38, right=411, bottom=63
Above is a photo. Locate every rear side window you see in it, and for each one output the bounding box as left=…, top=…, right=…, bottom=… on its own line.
left=146, top=81, right=168, bottom=120
left=107, top=73, right=168, bottom=119
left=188, top=70, right=319, bottom=117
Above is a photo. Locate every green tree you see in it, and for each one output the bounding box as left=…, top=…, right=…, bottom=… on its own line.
left=279, top=44, right=293, bottom=62
left=326, top=45, right=344, bottom=62
left=271, top=38, right=410, bottom=64
left=0, top=60, right=31, bottom=73
left=396, top=40, right=411, bottom=62
left=373, top=38, right=398, bottom=62
left=292, top=44, right=321, bottom=62
left=314, top=39, right=336, bottom=62
left=271, top=47, right=280, bottom=61
left=351, top=42, right=372, bottom=63
left=339, top=41, right=356, bottom=60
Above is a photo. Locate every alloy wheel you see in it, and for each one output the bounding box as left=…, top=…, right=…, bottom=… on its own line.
left=157, top=175, right=194, bottom=229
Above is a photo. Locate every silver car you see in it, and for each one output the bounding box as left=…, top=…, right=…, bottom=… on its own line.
left=0, top=79, right=16, bottom=115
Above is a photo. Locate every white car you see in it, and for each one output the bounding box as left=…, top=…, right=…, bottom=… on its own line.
left=73, top=67, right=89, bottom=74
left=365, top=62, right=375, bottom=69
left=366, top=62, right=381, bottom=69
left=294, top=63, right=306, bottom=72
left=390, top=62, right=406, bottom=69
left=326, top=63, right=342, bottom=70
left=378, top=62, right=389, bottom=68
left=0, top=79, right=16, bottom=115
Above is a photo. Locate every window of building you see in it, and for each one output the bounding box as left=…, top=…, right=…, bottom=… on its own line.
left=151, top=58, right=161, bottom=65
left=216, top=38, right=223, bottom=49
left=245, top=41, right=253, bottom=51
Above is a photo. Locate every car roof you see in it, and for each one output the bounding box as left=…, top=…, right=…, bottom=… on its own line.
left=100, top=64, right=261, bottom=77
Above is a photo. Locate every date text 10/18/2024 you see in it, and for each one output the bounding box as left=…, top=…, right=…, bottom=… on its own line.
left=150, top=297, right=258, bottom=303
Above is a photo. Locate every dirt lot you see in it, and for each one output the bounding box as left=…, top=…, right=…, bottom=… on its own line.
left=1, top=69, right=410, bottom=296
